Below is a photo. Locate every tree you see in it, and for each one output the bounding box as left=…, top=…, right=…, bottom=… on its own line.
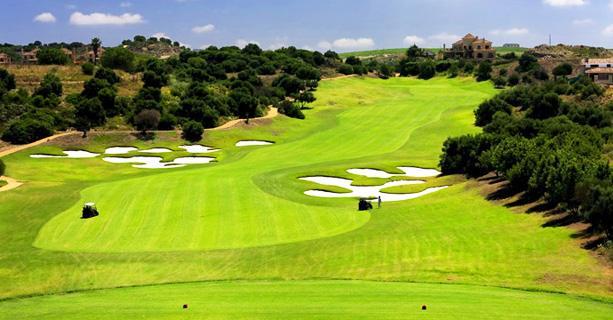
left=337, top=63, right=353, bottom=75
left=94, top=68, right=120, bottom=85
left=406, top=44, right=423, bottom=62
left=418, top=60, right=436, bottom=80
left=516, top=52, right=539, bottom=73
left=476, top=61, right=493, bottom=82
left=75, top=98, right=105, bottom=137
left=345, top=56, right=361, bottom=66
left=133, top=109, right=161, bottom=135
left=277, top=100, right=304, bottom=119
left=582, top=185, right=613, bottom=239
left=0, top=68, right=16, bottom=98
left=36, top=48, right=69, bottom=65
left=241, top=43, right=262, bottom=55
left=474, top=98, right=513, bottom=126
left=0, top=158, right=4, bottom=176
left=33, top=73, right=62, bottom=98
left=81, top=62, right=95, bottom=75
left=379, top=63, right=393, bottom=78
left=324, top=50, right=340, bottom=60
left=100, top=47, right=135, bottom=72
left=182, top=120, right=204, bottom=142
left=493, top=76, right=506, bottom=88
left=552, top=63, right=573, bottom=79
left=91, top=38, right=101, bottom=65
left=507, top=74, right=520, bottom=86
left=295, top=91, right=315, bottom=109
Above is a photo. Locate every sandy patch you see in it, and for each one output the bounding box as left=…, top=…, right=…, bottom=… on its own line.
left=178, top=145, right=220, bottom=153
left=139, top=148, right=173, bottom=153
left=236, top=141, right=274, bottom=147
left=104, top=147, right=137, bottom=154
left=30, top=150, right=100, bottom=158
left=347, top=167, right=440, bottom=178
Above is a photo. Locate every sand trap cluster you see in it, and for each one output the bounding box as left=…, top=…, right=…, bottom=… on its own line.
left=236, top=140, right=274, bottom=147
left=301, top=166, right=446, bottom=202
left=102, top=156, right=215, bottom=169
left=30, top=144, right=220, bottom=169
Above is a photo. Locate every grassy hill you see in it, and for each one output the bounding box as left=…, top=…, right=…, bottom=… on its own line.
left=0, top=76, right=611, bottom=317
left=339, top=47, right=527, bottom=58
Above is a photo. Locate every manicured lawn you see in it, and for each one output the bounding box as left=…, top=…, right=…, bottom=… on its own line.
left=0, top=77, right=611, bottom=317
left=3, top=280, right=612, bottom=320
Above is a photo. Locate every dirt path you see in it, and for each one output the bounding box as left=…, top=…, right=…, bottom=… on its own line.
left=321, top=74, right=357, bottom=81
left=0, top=176, right=23, bottom=193
left=210, top=107, right=278, bottom=131
left=0, top=132, right=80, bottom=158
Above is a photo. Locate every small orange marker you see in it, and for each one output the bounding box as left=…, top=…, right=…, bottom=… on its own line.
left=183, top=304, right=188, bottom=309
left=422, top=304, right=427, bottom=310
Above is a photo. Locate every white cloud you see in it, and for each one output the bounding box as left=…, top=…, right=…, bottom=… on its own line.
left=573, top=19, right=593, bottom=25
left=120, top=2, right=132, bottom=7
left=200, top=44, right=212, bottom=50
left=543, top=0, right=587, bottom=7
left=69, top=12, right=145, bottom=26
left=332, top=38, right=375, bottom=49
left=490, top=28, right=529, bottom=35
left=428, top=32, right=461, bottom=42
left=302, top=45, right=314, bottom=51
left=602, top=25, right=613, bottom=36
left=236, top=39, right=260, bottom=48
left=192, top=24, right=215, bottom=33
left=151, top=32, right=170, bottom=39
left=317, top=41, right=332, bottom=51
left=34, top=12, right=56, bottom=23
left=267, top=43, right=286, bottom=50
left=403, top=35, right=425, bottom=45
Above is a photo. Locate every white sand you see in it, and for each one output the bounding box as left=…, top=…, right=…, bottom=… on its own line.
left=397, top=166, right=441, bottom=177
left=104, top=147, right=137, bottom=155
left=300, top=176, right=436, bottom=202
left=139, top=148, right=173, bottom=153
left=30, top=150, right=100, bottom=158
left=347, top=167, right=440, bottom=179
left=102, top=156, right=215, bottom=169
left=172, top=157, right=215, bottom=164
left=179, top=145, right=220, bottom=153
left=235, top=141, right=273, bottom=147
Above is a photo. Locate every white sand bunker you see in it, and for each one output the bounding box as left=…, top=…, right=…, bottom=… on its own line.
left=104, top=147, right=137, bottom=154
left=102, top=156, right=214, bottom=169
left=300, top=176, right=446, bottom=202
left=139, top=148, right=173, bottom=153
left=30, top=150, right=100, bottom=158
left=236, top=140, right=274, bottom=147
left=179, top=145, right=221, bottom=153
left=347, top=166, right=440, bottom=178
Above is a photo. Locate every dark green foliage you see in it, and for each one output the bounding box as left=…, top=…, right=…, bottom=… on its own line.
left=272, top=74, right=305, bottom=96
left=295, top=67, right=321, bottom=81
left=581, top=185, right=613, bottom=239
left=337, top=64, right=353, bottom=75
left=33, top=73, right=63, bottom=99
left=182, top=120, right=204, bottom=142
left=462, top=62, right=475, bottom=74
left=277, top=100, right=304, bottom=119
left=418, top=60, right=436, bottom=80
left=515, top=52, right=539, bottom=73
left=82, top=78, right=111, bottom=99
left=0, top=158, right=4, bottom=176
left=474, top=98, right=513, bottom=126
left=507, top=74, right=520, bottom=86
left=439, top=133, right=494, bottom=177
left=531, top=67, right=549, bottom=81
left=344, top=56, right=361, bottom=66
left=257, top=64, right=276, bottom=75
left=493, top=76, right=506, bottom=88
left=476, top=61, right=492, bottom=82
left=36, top=48, right=69, bottom=65
left=295, top=91, right=315, bottom=109
left=94, top=68, right=120, bottom=85
left=1, top=110, right=55, bottom=144
left=552, top=63, right=573, bottom=79
left=406, top=44, right=423, bottom=62
left=379, top=63, right=394, bottom=77
left=435, top=62, right=451, bottom=73
left=75, top=98, right=105, bottom=137
left=81, top=62, right=95, bottom=75
left=324, top=50, right=340, bottom=60
left=525, top=92, right=560, bottom=120
left=100, top=47, right=135, bottom=72
left=0, top=68, right=16, bottom=97
left=241, top=43, right=262, bottom=56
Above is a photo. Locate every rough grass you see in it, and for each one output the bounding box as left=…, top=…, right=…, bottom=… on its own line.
left=339, top=47, right=527, bottom=58
left=0, top=77, right=612, bottom=316
left=0, top=180, right=7, bottom=188
left=2, top=281, right=612, bottom=320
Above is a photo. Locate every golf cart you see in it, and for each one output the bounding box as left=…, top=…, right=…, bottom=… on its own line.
left=358, top=197, right=373, bottom=211
left=82, top=203, right=99, bottom=219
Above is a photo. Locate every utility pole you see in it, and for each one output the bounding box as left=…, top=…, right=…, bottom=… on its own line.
left=549, top=34, right=552, bottom=46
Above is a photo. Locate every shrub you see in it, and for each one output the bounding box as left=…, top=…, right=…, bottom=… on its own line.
left=100, top=47, right=135, bottom=72
left=0, top=158, right=4, bottom=176
left=1, top=117, right=54, bottom=144
left=134, top=109, right=161, bottom=134
left=81, top=62, right=95, bottom=75
left=507, top=74, right=520, bottom=86
left=476, top=61, right=493, bottom=82
left=182, top=120, right=204, bottom=142
left=418, top=60, right=436, bottom=80
left=337, top=63, right=353, bottom=75
left=94, top=68, right=120, bottom=85
left=474, top=98, right=513, bottom=126
left=36, top=48, right=69, bottom=65
left=277, top=100, right=305, bottom=119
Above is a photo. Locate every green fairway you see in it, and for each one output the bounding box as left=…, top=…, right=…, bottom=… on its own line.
left=2, top=280, right=612, bottom=320
left=0, top=77, right=612, bottom=316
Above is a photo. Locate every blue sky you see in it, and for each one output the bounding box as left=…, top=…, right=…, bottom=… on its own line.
left=2, top=0, right=613, bottom=52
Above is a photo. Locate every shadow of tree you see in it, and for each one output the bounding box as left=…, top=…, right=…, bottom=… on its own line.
left=131, top=132, right=156, bottom=141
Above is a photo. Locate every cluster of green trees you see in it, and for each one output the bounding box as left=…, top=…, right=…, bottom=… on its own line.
left=440, top=78, right=613, bottom=240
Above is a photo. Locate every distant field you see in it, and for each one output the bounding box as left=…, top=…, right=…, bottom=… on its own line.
left=339, top=47, right=527, bottom=58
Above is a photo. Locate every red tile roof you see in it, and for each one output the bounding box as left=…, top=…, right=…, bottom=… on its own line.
left=582, top=58, right=613, bottom=64
left=585, top=67, right=613, bottom=74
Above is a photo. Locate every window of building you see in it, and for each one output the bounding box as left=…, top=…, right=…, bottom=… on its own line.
left=599, top=74, right=609, bottom=80
left=477, top=45, right=481, bottom=50
left=591, top=64, right=598, bottom=68
left=485, top=45, right=490, bottom=49
left=477, top=53, right=483, bottom=58
left=488, top=53, right=494, bottom=58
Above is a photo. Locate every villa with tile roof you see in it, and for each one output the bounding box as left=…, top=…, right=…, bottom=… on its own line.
left=582, top=58, right=613, bottom=85
left=443, top=33, right=496, bottom=62
left=0, top=53, right=11, bottom=64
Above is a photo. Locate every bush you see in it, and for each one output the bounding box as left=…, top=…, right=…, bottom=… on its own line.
left=36, top=48, right=69, bottom=65
left=100, top=47, right=135, bottom=72
left=81, top=62, right=95, bottom=75
left=0, top=158, right=4, bottom=176
left=474, top=98, right=513, bottom=126
left=182, top=120, right=204, bottom=142
left=94, top=68, right=120, bottom=85
left=1, top=117, right=54, bottom=144
left=476, top=61, right=492, bottom=82
left=337, top=63, right=353, bottom=75
left=507, top=74, right=520, bottom=86
left=134, top=109, right=160, bottom=134
left=277, top=100, right=305, bottom=119
left=418, top=60, right=436, bottom=80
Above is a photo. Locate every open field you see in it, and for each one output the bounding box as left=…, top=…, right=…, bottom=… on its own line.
left=338, top=47, right=527, bottom=58
left=0, top=76, right=612, bottom=317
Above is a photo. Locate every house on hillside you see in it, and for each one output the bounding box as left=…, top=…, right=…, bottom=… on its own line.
left=443, top=34, right=496, bottom=61
left=503, top=43, right=520, bottom=48
left=0, top=53, right=11, bottom=64
left=582, top=58, right=613, bottom=85
left=61, top=47, right=75, bottom=63
left=86, top=47, right=105, bottom=62
left=20, top=47, right=39, bottom=64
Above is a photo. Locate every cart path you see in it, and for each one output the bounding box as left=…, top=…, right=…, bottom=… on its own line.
left=0, top=176, right=23, bottom=193
left=210, top=107, right=278, bottom=131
